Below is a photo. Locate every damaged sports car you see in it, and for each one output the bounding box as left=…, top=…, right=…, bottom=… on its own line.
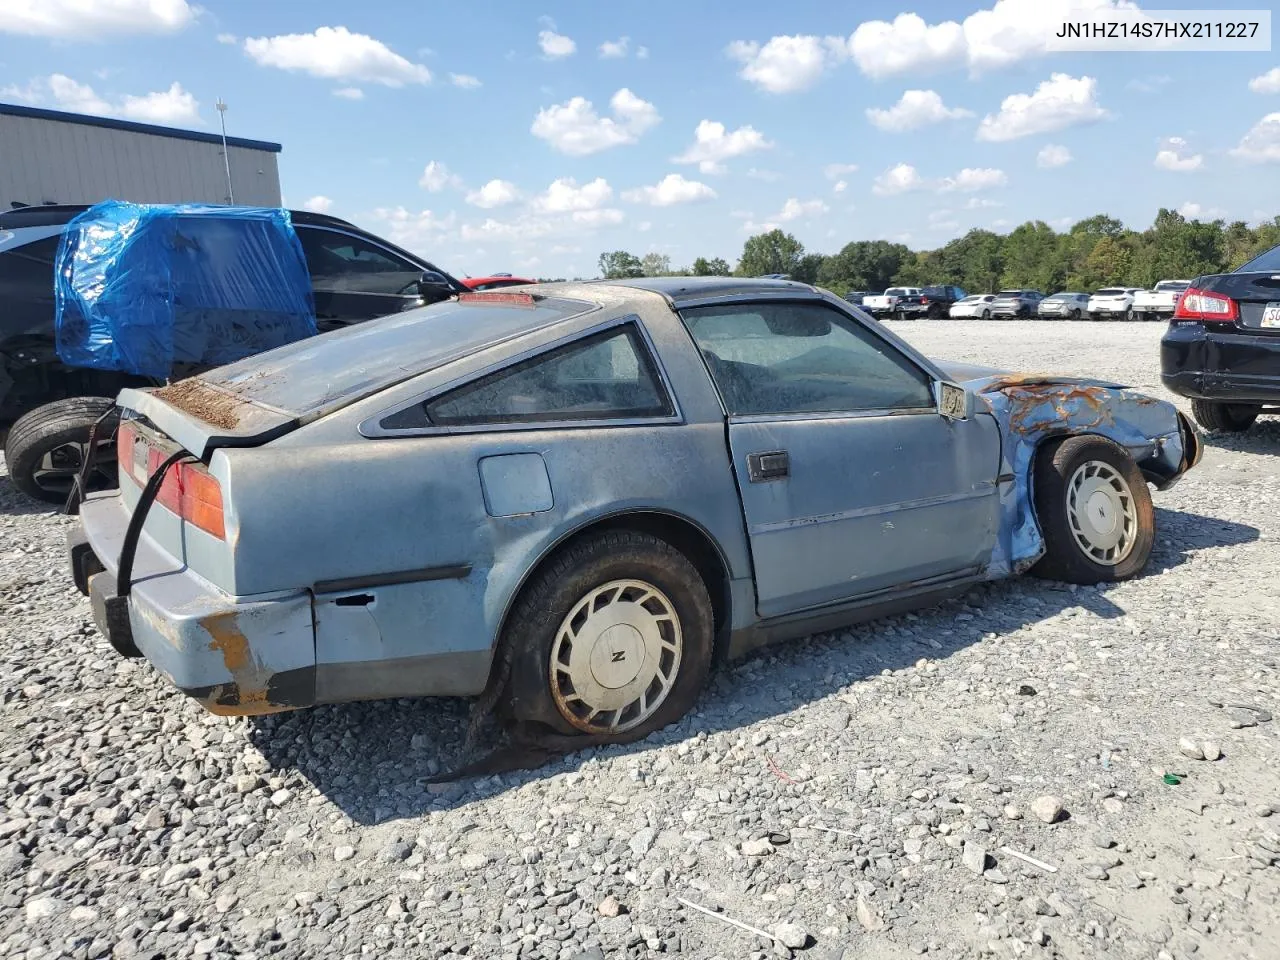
left=67, top=278, right=1202, bottom=743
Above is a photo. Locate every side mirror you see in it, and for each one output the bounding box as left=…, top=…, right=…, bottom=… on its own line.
left=935, top=380, right=971, bottom=421
left=417, top=270, right=455, bottom=303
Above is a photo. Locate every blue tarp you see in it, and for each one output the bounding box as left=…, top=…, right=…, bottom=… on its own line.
left=55, top=201, right=317, bottom=379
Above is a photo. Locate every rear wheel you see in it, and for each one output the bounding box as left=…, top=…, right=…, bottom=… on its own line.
left=1031, top=435, right=1155, bottom=584
left=981, top=309, right=991, bottom=320
left=4, top=397, right=118, bottom=503
left=1190, top=399, right=1261, bottom=433
left=500, top=530, right=714, bottom=744
left=1070, top=308, right=1082, bottom=321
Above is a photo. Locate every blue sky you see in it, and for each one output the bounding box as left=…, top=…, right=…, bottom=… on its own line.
left=1, top=1, right=1278, bottom=279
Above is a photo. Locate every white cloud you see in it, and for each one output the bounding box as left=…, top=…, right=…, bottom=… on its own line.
left=673, top=120, right=772, bottom=174
left=538, top=29, right=576, bottom=59
left=333, top=87, right=364, bottom=100
left=5, top=74, right=198, bottom=124
left=849, top=1, right=1142, bottom=79
left=465, top=179, right=521, bottom=209
left=419, top=161, right=462, bottom=192
left=118, top=81, right=198, bottom=124
left=533, top=177, right=613, bottom=213
left=572, top=208, right=624, bottom=226
left=1037, top=143, right=1072, bottom=168
left=371, top=207, right=457, bottom=250
left=1178, top=201, right=1225, bottom=220
left=0, top=0, right=195, bottom=38
left=865, top=89, right=973, bottom=132
left=599, top=37, right=629, bottom=58
left=216, top=32, right=237, bottom=45
left=1230, top=113, right=1280, bottom=163
left=461, top=217, right=553, bottom=244
left=726, top=35, right=848, bottom=93
left=622, top=173, right=717, bottom=206
left=302, top=195, right=333, bottom=214
left=939, top=167, right=1007, bottom=192
left=1154, top=136, right=1203, bottom=172
left=531, top=88, right=660, bottom=155
left=965, top=197, right=1002, bottom=209
left=244, top=26, right=431, bottom=86
left=872, top=163, right=927, bottom=195
left=746, top=168, right=781, bottom=182
left=776, top=198, right=828, bottom=221
left=833, top=180, right=847, bottom=194
left=824, top=162, right=858, bottom=179
left=1250, top=68, right=1280, bottom=94
left=450, top=73, right=481, bottom=89
left=976, top=73, right=1107, bottom=142
left=637, top=46, right=650, bottom=60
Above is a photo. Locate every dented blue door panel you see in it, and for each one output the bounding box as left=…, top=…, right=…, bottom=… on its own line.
left=729, top=412, right=1002, bottom=617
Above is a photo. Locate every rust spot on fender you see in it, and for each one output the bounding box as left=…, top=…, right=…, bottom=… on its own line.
left=985, top=377, right=1116, bottom=437
left=201, top=612, right=282, bottom=715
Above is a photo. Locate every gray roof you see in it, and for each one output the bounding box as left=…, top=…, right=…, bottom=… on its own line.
left=609, top=276, right=816, bottom=304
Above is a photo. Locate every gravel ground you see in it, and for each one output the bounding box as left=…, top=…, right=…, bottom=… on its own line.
left=2, top=320, right=1279, bottom=960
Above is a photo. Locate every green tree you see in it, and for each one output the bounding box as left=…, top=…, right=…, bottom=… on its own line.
left=818, top=240, right=912, bottom=291
left=692, top=256, right=731, bottom=276
left=794, top=253, right=827, bottom=285
left=1001, top=221, right=1067, bottom=292
left=598, top=250, right=643, bottom=279
left=640, top=252, right=672, bottom=277
left=737, top=229, right=804, bottom=277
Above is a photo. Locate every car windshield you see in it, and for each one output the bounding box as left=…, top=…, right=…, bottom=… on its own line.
left=1154, top=281, right=1188, bottom=292
left=1238, top=244, right=1280, bottom=272
left=958, top=296, right=983, bottom=303
left=885, top=288, right=914, bottom=296
left=996, top=290, right=1022, bottom=297
left=1095, top=288, right=1125, bottom=296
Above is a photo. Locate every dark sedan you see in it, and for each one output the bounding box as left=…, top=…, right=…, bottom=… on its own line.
left=1161, top=246, right=1280, bottom=433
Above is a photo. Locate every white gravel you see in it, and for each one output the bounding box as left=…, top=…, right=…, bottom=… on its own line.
left=2, top=320, right=1279, bottom=960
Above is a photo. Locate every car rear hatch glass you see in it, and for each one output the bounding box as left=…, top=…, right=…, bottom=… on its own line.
left=117, top=293, right=595, bottom=455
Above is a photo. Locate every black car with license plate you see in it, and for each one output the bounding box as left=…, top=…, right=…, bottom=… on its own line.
left=1160, top=245, right=1280, bottom=433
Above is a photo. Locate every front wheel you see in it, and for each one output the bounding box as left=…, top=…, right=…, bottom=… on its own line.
left=4, top=397, right=119, bottom=503
left=1190, top=399, right=1261, bottom=433
left=981, top=309, right=991, bottom=320
left=501, top=530, right=714, bottom=744
left=1070, top=309, right=1082, bottom=321
left=1030, top=435, right=1155, bottom=584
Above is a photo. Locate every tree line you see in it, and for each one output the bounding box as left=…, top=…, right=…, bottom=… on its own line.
left=595, top=209, right=1280, bottom=295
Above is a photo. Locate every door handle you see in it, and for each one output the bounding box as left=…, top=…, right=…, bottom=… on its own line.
left=747, top=450, right=789, bottom=482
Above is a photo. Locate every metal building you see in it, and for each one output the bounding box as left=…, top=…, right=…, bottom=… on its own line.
left=0, top=102, right=282, bottom=210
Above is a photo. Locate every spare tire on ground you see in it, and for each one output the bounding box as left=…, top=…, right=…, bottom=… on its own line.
left=3, top=397, right=119, bottom=504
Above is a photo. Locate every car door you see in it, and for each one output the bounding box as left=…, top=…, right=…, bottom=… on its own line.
left=294, top=226, right=427, bottom=331
left=680, top=298, right=1002, bottom=618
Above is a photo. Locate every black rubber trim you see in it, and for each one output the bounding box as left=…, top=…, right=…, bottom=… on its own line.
left=116, top=450, right=191, bottom=599
left=64, top=406, right=119, bottom=516
left=313, top=564, right=472, bottom=594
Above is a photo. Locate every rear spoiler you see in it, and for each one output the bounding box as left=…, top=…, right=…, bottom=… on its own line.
left=115, top=386, right=297, bottom=460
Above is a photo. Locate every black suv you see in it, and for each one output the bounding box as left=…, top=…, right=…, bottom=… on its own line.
left=0, top=205, right=465, bottom=501
left=919, top=285, right=967, bottom=319
left=1161, top=246, right=1280, bottom=434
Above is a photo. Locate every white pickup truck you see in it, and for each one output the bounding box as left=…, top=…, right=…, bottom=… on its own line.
left=862, top=287, right=924, bottom=319
left=1133, top=280, right=1191, bottom=321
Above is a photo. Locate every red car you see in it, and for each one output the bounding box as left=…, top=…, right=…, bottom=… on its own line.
left=460, top=273, right=535, bottom=291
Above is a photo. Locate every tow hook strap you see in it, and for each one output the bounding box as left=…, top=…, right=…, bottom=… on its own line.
left=116, top=450, right=190, bottom=599
left=63, top=407, right=120, bottom=517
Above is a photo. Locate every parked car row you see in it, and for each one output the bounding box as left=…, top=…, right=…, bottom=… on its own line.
left=854, top=283, right=1192, bottom=322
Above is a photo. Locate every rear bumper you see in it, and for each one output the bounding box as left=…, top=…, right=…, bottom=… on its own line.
left=1160, top=323, right=1280, bottom=404
left=69, top=492, right=317, bottom=716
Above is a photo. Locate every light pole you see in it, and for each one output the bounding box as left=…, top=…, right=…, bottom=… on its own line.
left=215, top=98, right=235, bottom=204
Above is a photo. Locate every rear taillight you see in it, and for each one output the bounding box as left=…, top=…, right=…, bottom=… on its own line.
left=123, top=428, right=225, bottom=539
left=117, top=422, right=136, bottom=484
left=1174, top=286, right=1238, bottom=323
left=919, top=296, right=927, bottom=304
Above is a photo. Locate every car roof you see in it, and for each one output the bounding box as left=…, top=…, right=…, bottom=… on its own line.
left=0, top=203, right=363, bottom=232
left=609, top=276, right=817, bottom=304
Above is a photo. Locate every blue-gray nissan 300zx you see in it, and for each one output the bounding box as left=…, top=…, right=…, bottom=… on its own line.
left=67, top=278, right=1203, bottom=744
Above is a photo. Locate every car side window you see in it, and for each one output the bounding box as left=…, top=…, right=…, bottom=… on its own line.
left=681, top=302, right=935, bottom=417
left=296, top=227, right=423, bottom=296
left=382, top=323, right=674, bottom=429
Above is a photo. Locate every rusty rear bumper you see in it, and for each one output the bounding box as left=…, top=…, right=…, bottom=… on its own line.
left=70, top=492, right=316, bottom=716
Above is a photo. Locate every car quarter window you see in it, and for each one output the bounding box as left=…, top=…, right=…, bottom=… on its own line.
left=680, top=301, right=936, bottom=417
left=296, top=227, right=423, bottom=296
left=381, top=323, right=674, bottom=429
